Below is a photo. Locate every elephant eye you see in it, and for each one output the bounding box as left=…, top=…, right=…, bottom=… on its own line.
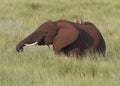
left=45, top=32, right=48, bottom=34
left=46, top=31, right=48, bottom=33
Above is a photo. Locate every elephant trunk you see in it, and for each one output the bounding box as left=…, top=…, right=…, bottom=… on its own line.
left=16, top=40, right=26, bottom=52
left=16, top=30, right=45, bottom=52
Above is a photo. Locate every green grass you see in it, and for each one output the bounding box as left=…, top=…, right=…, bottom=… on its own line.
left=0, top=0, right=120, bottom=86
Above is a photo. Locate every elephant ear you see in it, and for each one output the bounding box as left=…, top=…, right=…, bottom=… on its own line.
left=53, top=22, right=79, bottom=52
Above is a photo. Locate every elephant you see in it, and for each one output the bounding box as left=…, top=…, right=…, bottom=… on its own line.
left=16, top=19, right=106, bottom=57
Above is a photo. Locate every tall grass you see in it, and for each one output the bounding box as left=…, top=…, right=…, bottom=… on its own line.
left=0, top=0, right=120, bottom=86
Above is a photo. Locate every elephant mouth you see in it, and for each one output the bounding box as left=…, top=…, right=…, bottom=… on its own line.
left=38, top=36, right=45, bottom=45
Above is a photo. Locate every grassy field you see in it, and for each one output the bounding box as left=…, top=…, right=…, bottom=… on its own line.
left=0, top=0, right=120, bottom=86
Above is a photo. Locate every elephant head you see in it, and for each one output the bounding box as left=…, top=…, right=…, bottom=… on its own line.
left=16, top=20, right=79, bottom=53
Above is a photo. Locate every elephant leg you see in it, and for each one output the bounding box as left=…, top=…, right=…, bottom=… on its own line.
left=65, top=48, right=81, bottom=58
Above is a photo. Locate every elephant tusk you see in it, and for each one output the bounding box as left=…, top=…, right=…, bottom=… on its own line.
left=25, top=42, right=38, bottom=46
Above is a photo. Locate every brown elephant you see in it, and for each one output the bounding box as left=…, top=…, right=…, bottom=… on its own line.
left=16, top=19, right=106, bottom=57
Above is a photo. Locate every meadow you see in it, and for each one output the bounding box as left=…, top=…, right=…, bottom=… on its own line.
left=0, top=0, right=120, bottom=86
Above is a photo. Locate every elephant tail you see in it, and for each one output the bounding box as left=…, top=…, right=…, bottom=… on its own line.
left=97, top=37, right=106, bottom=56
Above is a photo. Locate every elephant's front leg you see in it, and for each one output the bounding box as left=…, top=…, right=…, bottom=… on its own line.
left=65, top=48, right=81, bottom=58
